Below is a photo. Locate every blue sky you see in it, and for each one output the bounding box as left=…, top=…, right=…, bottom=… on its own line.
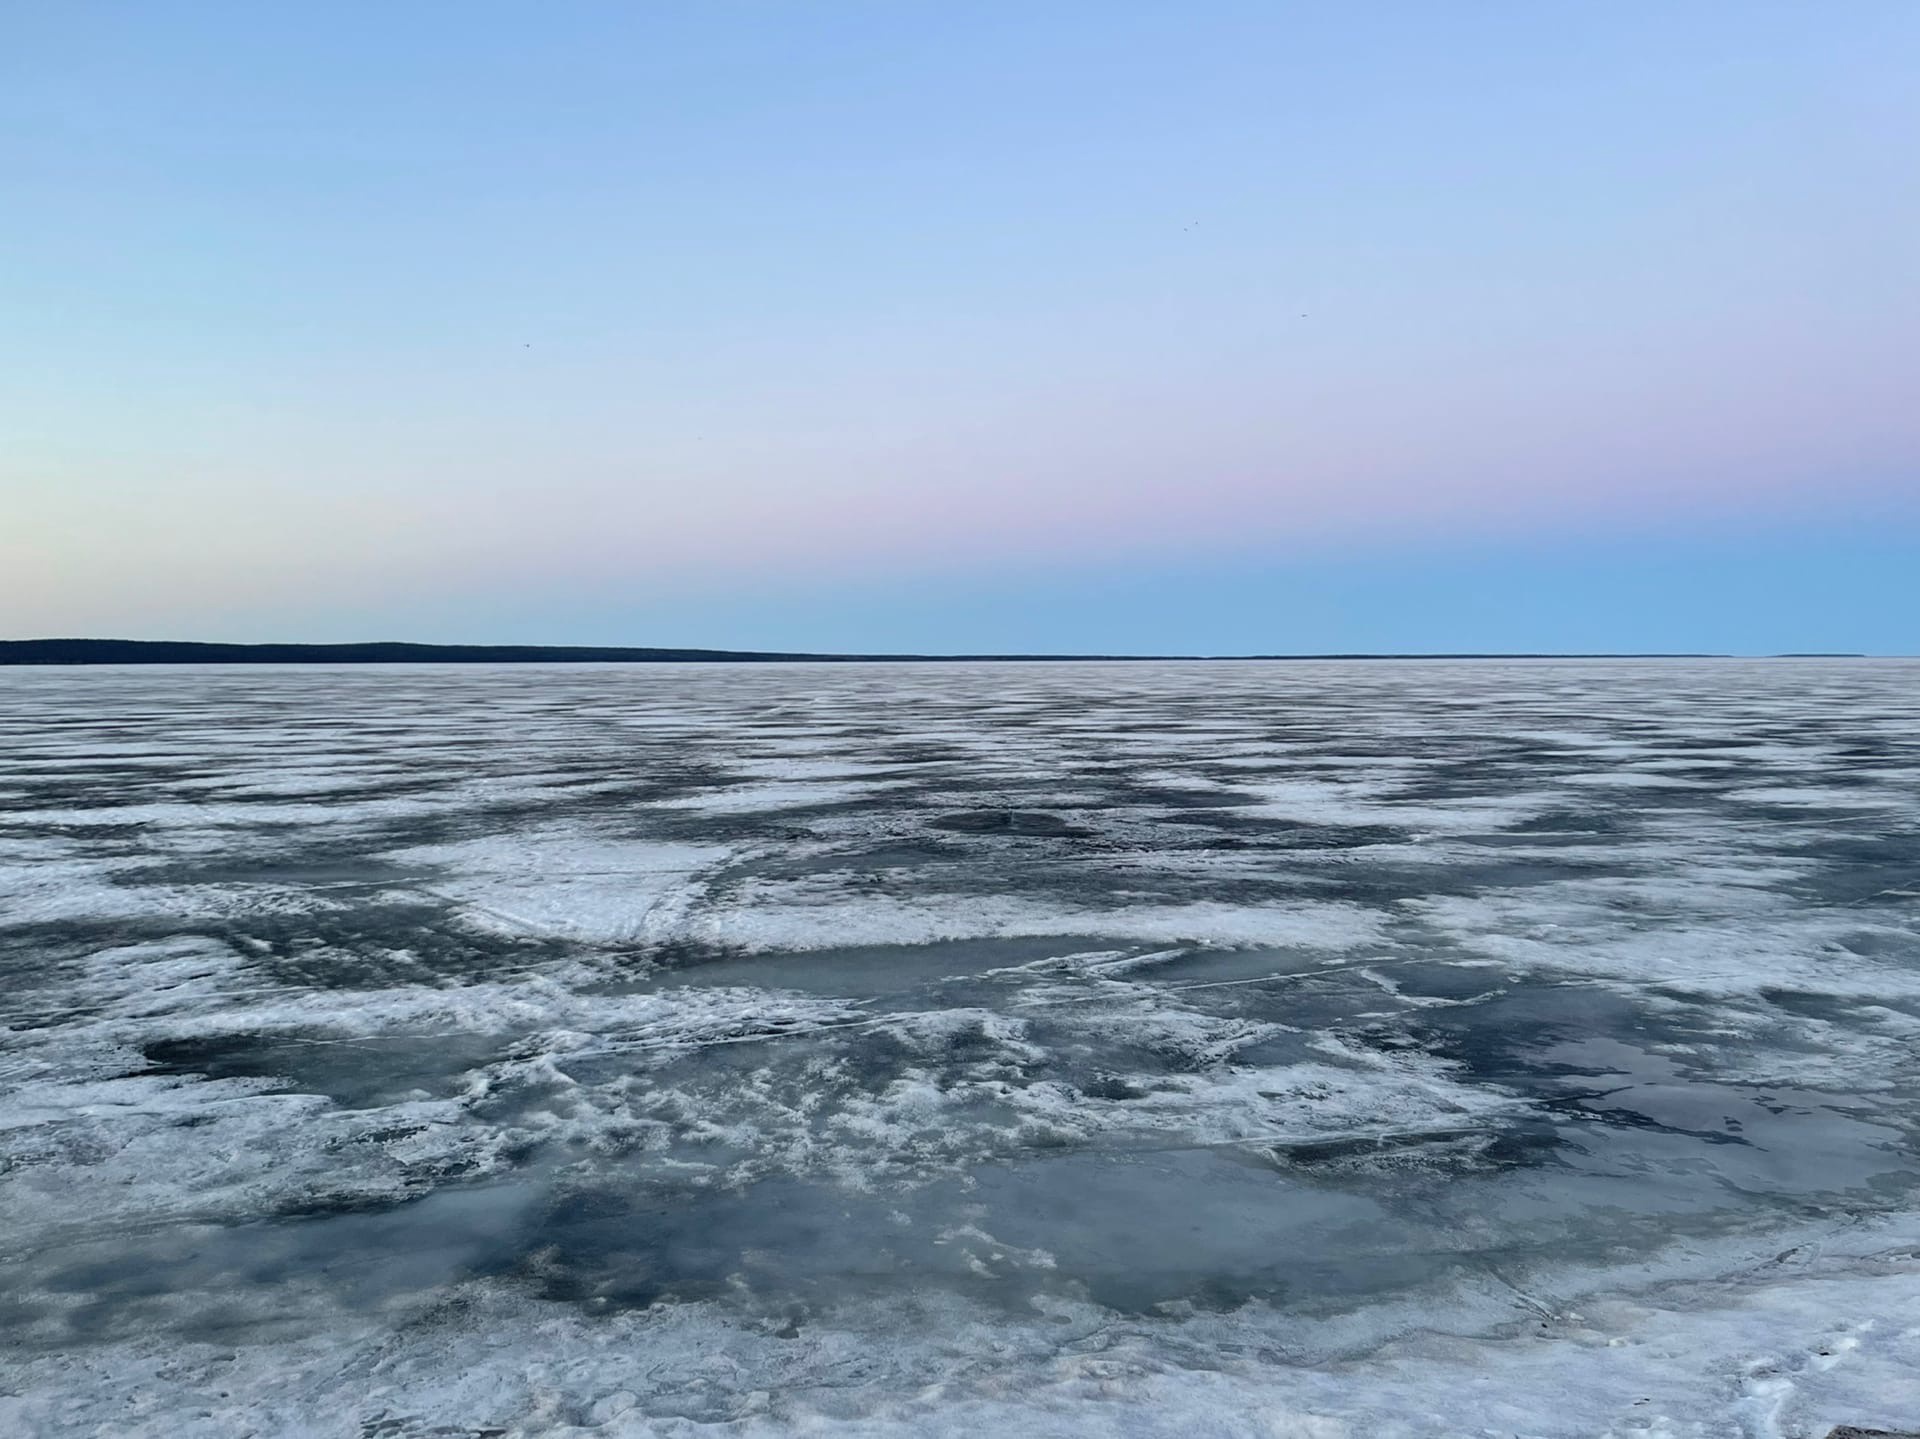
left=3, top=3, right=1915, bottom=651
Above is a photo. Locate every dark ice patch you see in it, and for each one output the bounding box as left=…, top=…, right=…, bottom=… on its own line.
left=140, top=1029, right=507, bottom=1110
left=929, top=810, right=1090, bottom=837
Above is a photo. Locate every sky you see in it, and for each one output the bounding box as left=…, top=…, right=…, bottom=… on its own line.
left=3, top=2, right=1916, bottom=654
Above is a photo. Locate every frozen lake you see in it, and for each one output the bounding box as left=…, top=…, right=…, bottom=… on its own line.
left=2, top=660, right=1917, bottom=1437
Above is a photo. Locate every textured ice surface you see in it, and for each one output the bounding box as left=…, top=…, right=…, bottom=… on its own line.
left=2, top=659, right=1918, bottom=1437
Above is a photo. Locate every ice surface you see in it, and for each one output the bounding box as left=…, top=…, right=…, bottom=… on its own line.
left=2, top=659, right=1917, bottom=1436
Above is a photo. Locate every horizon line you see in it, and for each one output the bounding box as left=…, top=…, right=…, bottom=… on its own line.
left=0, top=639, right=1891, bottom=666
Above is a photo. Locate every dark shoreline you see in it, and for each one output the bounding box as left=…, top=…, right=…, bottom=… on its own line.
left=0, top=639, right=1846, bottom=666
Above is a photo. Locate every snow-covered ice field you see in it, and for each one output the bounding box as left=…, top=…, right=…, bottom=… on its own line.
left=2, top=659, right=1916, bottom=1437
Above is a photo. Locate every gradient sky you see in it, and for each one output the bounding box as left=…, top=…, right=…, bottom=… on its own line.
left=4, top=3, right=1917, bottom=653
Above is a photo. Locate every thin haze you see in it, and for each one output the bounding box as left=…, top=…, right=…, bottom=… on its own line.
left=3, top=3, right=1916, bottom=652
